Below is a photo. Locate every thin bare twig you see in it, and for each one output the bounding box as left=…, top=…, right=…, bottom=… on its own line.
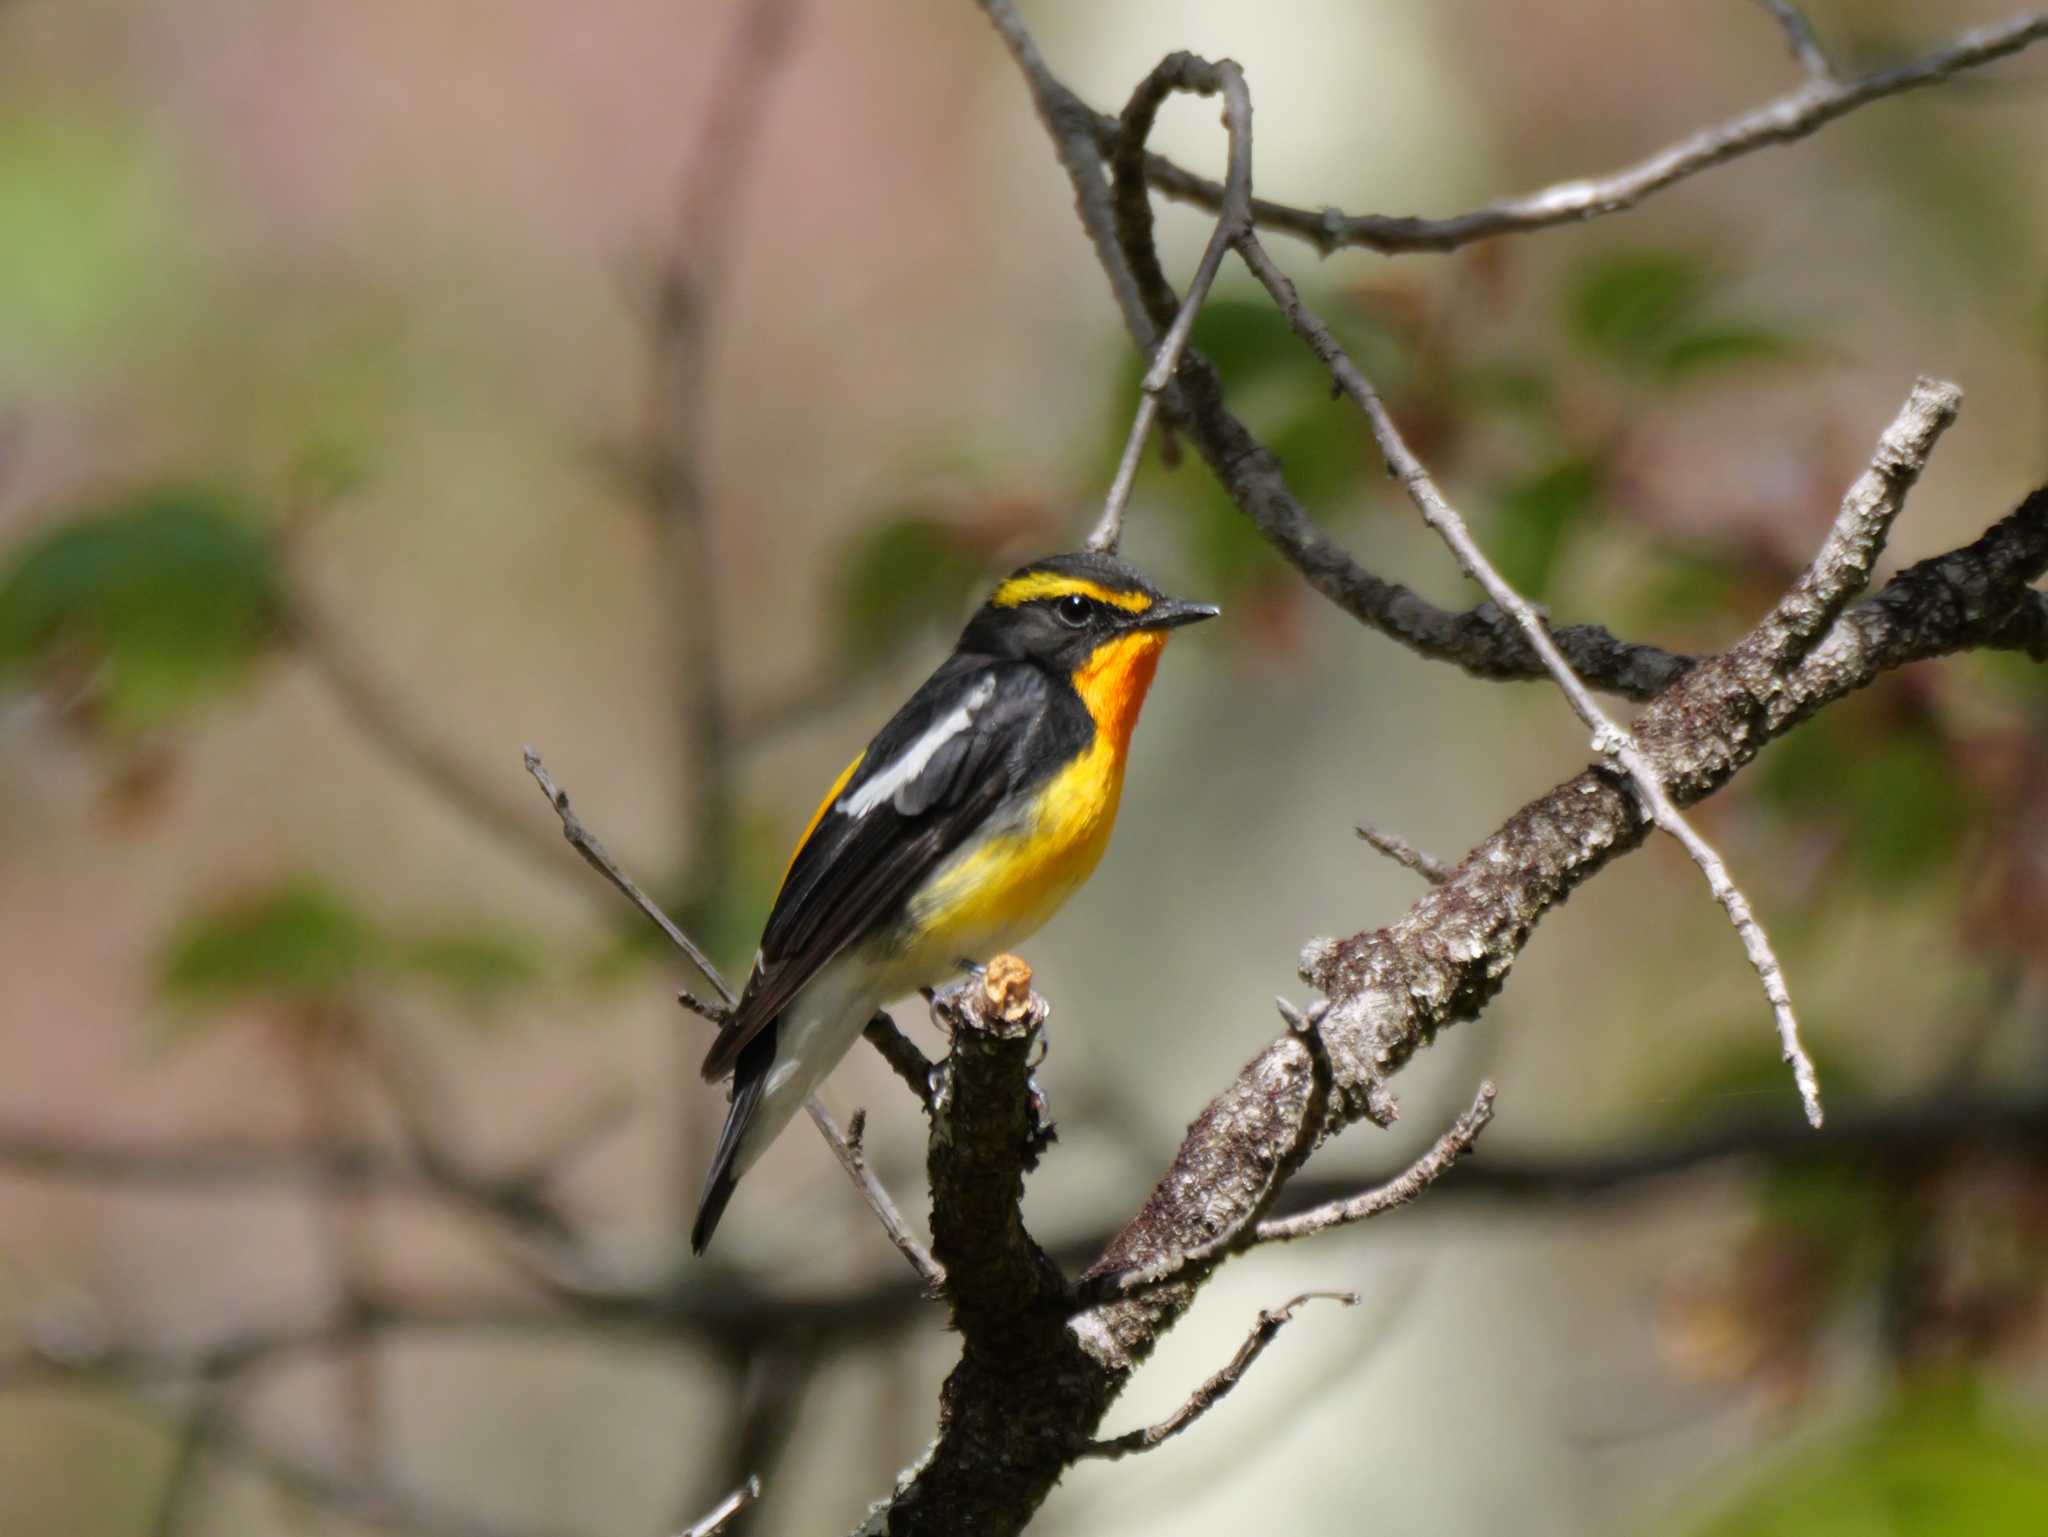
left=1355, top=822, right=1453, bottom=886
left=864, top=1012, right=938, bottom=1112
left=1075, top=1291, right=1357, bottom=1460
left=523, top=748, right=736, bottom=1008
left=1765, top=378, right=1964, bottom=669
left=677, top=1476, right=761, bottom=1537
left=1754, top=0, right=1835, bottom=81
left=1233, top=228, right=1832, bottom=1131
left=1254, top=1083, right=1496, bottom=1245
left=1090, top=54, right=1252, bottom=553
left=523, top=751, right=941, bottom=1267
left=1093, top=12, right=2048, bottom=254
left=806, top=1100, right=946, bottom=1290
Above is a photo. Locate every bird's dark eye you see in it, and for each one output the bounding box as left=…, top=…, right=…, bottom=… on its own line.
left=1054, top=593, right=1092, bottom=627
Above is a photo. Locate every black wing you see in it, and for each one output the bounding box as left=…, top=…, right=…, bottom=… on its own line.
left=699, top=655, right=1072, bottom=1080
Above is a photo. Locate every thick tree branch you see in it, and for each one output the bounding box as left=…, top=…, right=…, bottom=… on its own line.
left=872, top=962, right=1093, bottom=1534
left=1069, top=1000, right=1337, bottom=1310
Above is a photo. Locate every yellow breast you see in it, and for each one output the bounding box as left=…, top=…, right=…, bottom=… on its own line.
left=902, top=631, right=1166, bottom=970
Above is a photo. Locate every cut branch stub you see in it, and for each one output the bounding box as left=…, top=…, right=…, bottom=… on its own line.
left=926, top=957, right=1065, bottom=1321
left=886, top=959, right=1115, bottom=1535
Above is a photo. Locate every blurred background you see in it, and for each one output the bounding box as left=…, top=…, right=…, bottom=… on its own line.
left=3, top=0, right=2047, bottom=1532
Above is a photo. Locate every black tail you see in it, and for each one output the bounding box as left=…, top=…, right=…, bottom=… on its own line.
left=691, top=1024, right=777, bottom=1254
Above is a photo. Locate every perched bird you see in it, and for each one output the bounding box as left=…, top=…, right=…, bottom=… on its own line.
left=691, top=549, right=1217, bottom=1252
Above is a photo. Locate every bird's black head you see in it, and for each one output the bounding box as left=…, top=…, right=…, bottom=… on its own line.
left=956, top=550, right=1218, bottom=673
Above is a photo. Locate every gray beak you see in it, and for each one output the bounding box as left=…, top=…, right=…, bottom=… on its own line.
left=1138, top=598, right=1221, bottom=631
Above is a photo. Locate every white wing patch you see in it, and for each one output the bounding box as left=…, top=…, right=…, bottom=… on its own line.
left=837, top=676, right=995, bottom=819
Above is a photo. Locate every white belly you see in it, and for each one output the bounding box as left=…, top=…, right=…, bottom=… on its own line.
left=734, top=952, right=889, bottom=1178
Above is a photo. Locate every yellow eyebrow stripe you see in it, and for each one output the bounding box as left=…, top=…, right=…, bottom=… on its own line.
left=991, top=573, right=1154, bottom=613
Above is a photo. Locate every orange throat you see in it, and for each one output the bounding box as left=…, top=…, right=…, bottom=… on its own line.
left=1072, top=630, right=1167, bottom=757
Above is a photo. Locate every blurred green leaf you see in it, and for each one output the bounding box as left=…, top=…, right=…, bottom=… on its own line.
left=1183, top=297, right=1316, bottom=389
left=1658, top=323, right=1801, bottom=381
left=160, top=880, right=378, bottom=1007
left=1852, top=734, right=1974, bottom=885
left=0, top=115, right=189, bottom=366
left=1634, top=545, right=1747, bottom=629
left=1683, top=1389, right=2048, bottom=1537
left=1651, top=1037, right=1864, bottom=1136
left=832, top=514, right=984, bottom=664
left=1448, top=360, right=1556, bottom=421
left=0, top=485, right=279, bottom=727
left=1565, top=248, right=1801, bottom=388
left=1972, top=649, right=2048, bottom=706
left=1488, top=457, right=1601, bottom=600
left=1759, top=707, right=1972, bottom=887
left=1264, top=400, right=1369, bottom=508
left=160, top=880, right=540, bottom=1022
left=395, top=931, right=540, bottom=1001
left=1567, top=249, right=1713, bottom=366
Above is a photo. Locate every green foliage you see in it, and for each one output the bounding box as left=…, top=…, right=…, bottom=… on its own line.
left=0, top=114, right=187, bottom=366
left=1658, top=324, right=1800, bottom=380
left=160, top=880, right=375, bottom=1006
left=1973, top=649, right=2048, bottom=706
left=1487, top=456, right=1601, bottom=601
left=1759, top=705, right=1974, bottom=888
left=1651, top=1037, right=1864, bottom=1136
left=1633, top=546, right=1748, bottom=630
left=1683, top=1390, right=2048, bottom=1537
left=1446, top=360, right=1555, bottom=422
left=0, top=485, right=280, bottom=728
left=394, top=932, right=540, bottom=1000
left=1569, top=249, right=1714, bottom=365
left=1565, top=248, right=1798, bottom=384
left=832, top=514, right=986, bottom=664
left=159, top=878, right=539, bottom=1017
